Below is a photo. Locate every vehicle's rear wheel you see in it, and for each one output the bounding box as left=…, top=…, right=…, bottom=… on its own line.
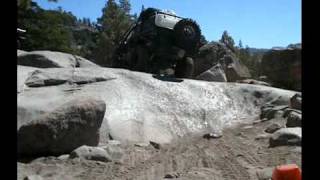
left=175, top=57, right=194, bottom=78
left=173, top=19, right=201, bottom=53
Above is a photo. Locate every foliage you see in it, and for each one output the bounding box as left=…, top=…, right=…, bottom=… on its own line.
left=18, top=2, right=75, bottom=53
left=219, top=30, right=235, bottom=52
left=17, top=0, right=137, bottom=65
left=218, top=31, right=264, bottom=78
left=18, top=0, right=270, bottom=74
left=18, top=1, right=100, bottom=58
left=92, top=0, right=135, bottom=66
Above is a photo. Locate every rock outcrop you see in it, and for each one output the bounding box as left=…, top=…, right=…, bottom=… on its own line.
left=269, top=127, right=301, bottom=147
left=196, top=64, right=227, bottom=82
left=18, top=50, right=99, bottom=68
left=265, top=123, right=282, bottom=133
left=286, top=111, right=302, bottom=127
left=290, top=93, right=301, bottom=110
left=261, top=44, right=301, bottom=91
left=260, top=105, right=288, bottom=120
left=194, top=41, right=251, bottom=82
left=24, top=68, right=111, bottom=87
left=18, top=98, right=106, bottom=156
left=18, top=50, right=297, bottom=146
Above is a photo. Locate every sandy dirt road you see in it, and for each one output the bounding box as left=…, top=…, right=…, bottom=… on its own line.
left=18, top=117, right=301, bottom=180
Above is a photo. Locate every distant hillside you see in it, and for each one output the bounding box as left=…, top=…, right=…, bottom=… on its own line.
left=247, top=48, right=270, bottom=55
left=246, top=43, right=301, bottom=55
left=271, top=43, right=301, bottom=51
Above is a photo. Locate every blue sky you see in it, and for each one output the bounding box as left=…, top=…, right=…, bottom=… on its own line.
left=34, top=0, right=301, bottom=49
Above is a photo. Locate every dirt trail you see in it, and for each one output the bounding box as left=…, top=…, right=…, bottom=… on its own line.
left=18, top=118, right=301, bottom=180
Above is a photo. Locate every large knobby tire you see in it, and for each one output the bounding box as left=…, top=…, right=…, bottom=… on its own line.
left=175, top=57, right=194, bottom=78
left=173, top=19, right=201, bottom=53
left=139, top=8, right=158, bottom=22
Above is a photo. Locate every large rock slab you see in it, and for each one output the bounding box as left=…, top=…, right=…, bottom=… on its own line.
left=237, top=79, right=271, bottom=87
left=17, top=66, right=39, bottom=93
left=25, top=68, right=113, bottom=87
left=196, top=64, right=227, bottom=82
left=269, top=127, right=301, bottom=147
left=18, top=98, right=106, bottom=156
left=283, top=108, right=301, bottom=118
left=18, top=66, right=297, bottom=144
left=194, top=42, right=251, bottom=81
left=286, top=111, right=302, bottom=127
left=260, top=105, right=288, bottom=120
left=18, top=50, right=99, bottom=68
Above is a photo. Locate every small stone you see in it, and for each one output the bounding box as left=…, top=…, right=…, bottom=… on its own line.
left=203, top=133, right=223, bottom=139
left=164, top=172, right=180, bottom=178
left=104, top=144, right=124, bottom=162
left=255, top=134, right=270, bottom=140
left=24, top=175, right=43, bottom=180
left=149, top=141, right=161, bottom=149
left=57, top=154, right=69, bottom=160
left=243, top=125, right=253, bottom=129
left=252, top=120, right=261, bottom=124
left=256, top=167, right=273, bottom=180
left=237, top=132, right=244, bottom=136
left=69, top=145, right=111, bottom=162
left=265, top=123, right=282, bottom=133
left=134, top=143, right=149, bottom=147
left=107, top=140, right=121, bottom=146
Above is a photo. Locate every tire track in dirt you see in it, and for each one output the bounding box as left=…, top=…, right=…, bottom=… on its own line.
left=18, top=119, right=301, bottom=180
left=210, top=137, right=251, bottom=180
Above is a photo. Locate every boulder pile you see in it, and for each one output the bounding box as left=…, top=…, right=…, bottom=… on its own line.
left=260, top=44, right=301, bottom=91
left=194, top=42, right=251, bottom=82
left=259, top=93, right=302, bottom=147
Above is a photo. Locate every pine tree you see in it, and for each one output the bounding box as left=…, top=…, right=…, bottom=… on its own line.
left=92, top=0, right=133, bottom=66
left=119, top=0, right=131, bottom=15
left=238, top=40, right=243, bottom=49
left=220, top=30, right=235, bottom=51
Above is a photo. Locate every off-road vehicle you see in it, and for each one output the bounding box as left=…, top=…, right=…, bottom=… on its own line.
left=113, top=8, right=202, bottom=78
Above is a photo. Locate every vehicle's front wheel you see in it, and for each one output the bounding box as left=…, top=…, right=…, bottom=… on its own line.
left=173, top=19, right=201, bottom=53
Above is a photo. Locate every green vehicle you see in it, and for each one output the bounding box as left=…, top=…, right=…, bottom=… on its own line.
left=114, top=8, right=202, bottom=78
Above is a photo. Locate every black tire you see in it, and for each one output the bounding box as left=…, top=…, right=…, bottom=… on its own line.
left=175, top=57, right=194, bottom=78
left=17, top=40, right=21, bottom=49
left=173, top=19, right=201, bottom=53
left=139, top=8, right=159, bottom=22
